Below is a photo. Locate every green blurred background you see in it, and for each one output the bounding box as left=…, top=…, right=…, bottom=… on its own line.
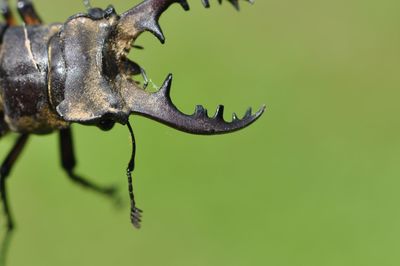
left=1, top=0, right=400, bottom=265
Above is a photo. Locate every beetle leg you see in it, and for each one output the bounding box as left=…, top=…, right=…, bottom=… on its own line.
left=124, top=59, right=149, bottom=89
left=17, top=0, right=42, bottom=25
left=0, top=134, right=29, bottom=231
left=139, top=67, right=149, bottom=90
left=59, top=128, right=118, bottom=200
left=0, top=229, right=13, bottom=265
left=0, top=0, right=17, bottom=26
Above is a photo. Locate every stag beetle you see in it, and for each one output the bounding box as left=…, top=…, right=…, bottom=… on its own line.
left=0, top=0, right=264, bottom=230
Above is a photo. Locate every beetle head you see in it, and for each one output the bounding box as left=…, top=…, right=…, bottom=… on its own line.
left=51, top=0, right=264, bottom=134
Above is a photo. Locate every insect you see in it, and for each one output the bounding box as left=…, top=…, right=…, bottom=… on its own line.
left=0, top=0, right=265, bottom=230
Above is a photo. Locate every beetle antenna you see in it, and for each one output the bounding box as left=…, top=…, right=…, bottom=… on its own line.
left=127, top=121, right=143, bottom=229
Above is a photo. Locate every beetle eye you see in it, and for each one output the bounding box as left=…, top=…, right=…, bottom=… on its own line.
left=98, top=118, right=115, bottom=131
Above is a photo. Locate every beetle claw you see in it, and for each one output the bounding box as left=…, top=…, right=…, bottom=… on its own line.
left=114, top=0, right=264, bottom=134
left=127, top=74, right=265, bottom=135
left=141, top=68, right=149, bottom=90
left=116, top=0, right=256, bottom=49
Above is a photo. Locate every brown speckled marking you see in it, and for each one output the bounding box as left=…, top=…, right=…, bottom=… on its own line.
left=5, top=106, right=69, bottom=134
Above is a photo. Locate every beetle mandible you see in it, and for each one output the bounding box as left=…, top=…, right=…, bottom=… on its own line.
left=0, top=0, right=265, bottom=230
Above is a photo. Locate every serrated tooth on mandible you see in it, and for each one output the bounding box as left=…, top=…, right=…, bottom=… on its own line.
left=194, top=105, right=209, bottom=118
left=213, top=105, right=225, bottom=120
left=243, top=107, right=252, bottom=119
left=201, top=0, right=210, bottom=8
left=142, top=19, right=165, bottom=44
left=232, top=112, right=239, bottom=122
left=178, top=0, right=190, bottom=11
left=228, top=0, right=240, bottom=10
left=158, top=74, right=173, bottom=99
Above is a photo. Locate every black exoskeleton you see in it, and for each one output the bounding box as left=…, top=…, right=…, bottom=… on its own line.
left=0, top=0, right=264, bottom=230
